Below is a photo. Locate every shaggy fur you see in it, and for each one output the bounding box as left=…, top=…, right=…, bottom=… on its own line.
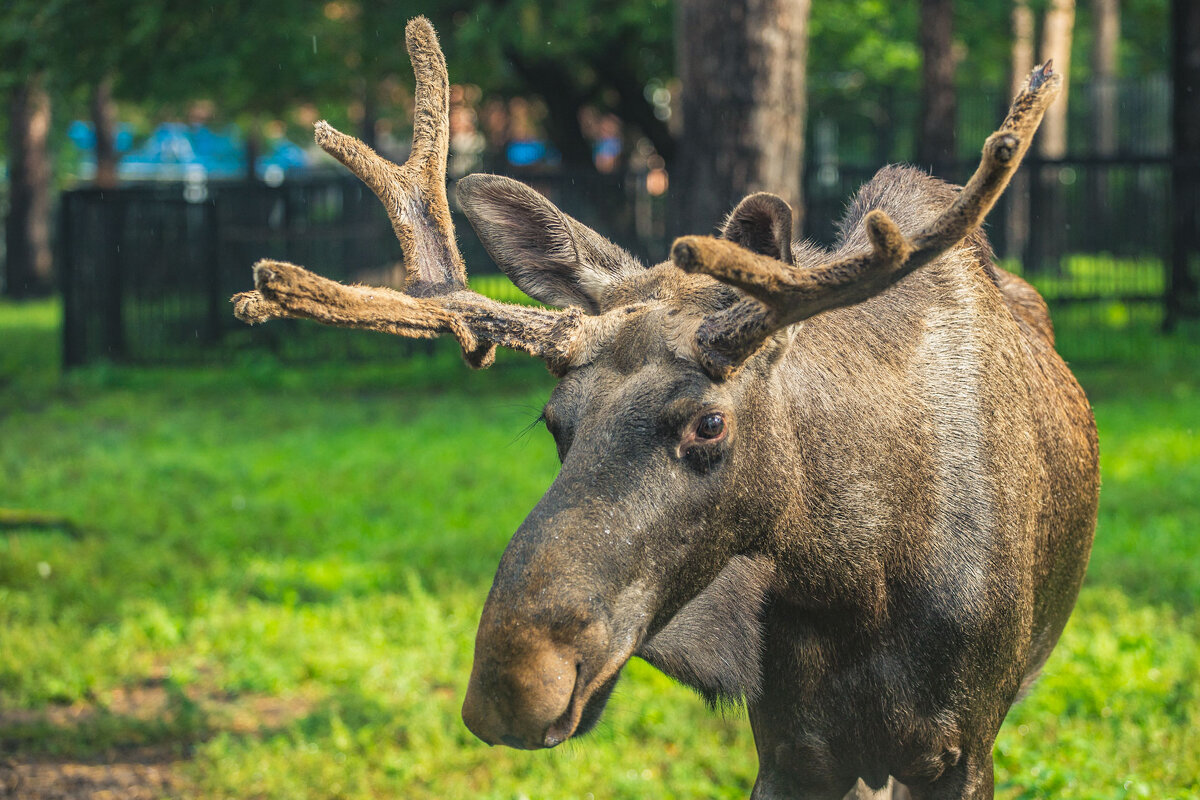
left=233, top=35, right=1097, bottom=800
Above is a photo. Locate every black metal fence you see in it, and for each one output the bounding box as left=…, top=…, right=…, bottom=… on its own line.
left=59, top=152, right=1196, bottom=367
left=59, top=170, right=664, bottom=366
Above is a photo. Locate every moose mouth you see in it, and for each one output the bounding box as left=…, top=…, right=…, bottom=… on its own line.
left=544, top=668, right=624, bottom=747
left=462, top=571, right=659, bottom=750
left=476, top=628, right=640, bottom=751
left=537, top=639, right=636, bottom=748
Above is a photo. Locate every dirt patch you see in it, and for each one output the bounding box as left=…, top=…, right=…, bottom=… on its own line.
left=0, top=681, right=317, bottom=733
left=1, top=681, right=319, bottom=800
left=2, top=748, right=185, bottom=800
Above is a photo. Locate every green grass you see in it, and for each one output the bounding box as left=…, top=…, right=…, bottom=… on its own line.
left=1003, top=255, right=1167, bottom=302
left=1, top=299, right=1198, bottom=798
left=998, top=256, right=1200, bottom=365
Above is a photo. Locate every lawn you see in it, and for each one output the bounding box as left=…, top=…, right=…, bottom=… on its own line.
left=1, top=299, right=1197, bottom=799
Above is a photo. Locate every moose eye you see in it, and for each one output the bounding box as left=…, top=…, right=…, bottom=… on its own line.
left=696, top=413, right=726, bottom=440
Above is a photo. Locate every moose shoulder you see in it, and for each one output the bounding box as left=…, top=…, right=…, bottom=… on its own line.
left=233, top=19, right=1099, bottom=800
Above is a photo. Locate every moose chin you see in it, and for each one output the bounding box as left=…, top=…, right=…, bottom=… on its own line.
left=234, top=18, right=1097, bottom=800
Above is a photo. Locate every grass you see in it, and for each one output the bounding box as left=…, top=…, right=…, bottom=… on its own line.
left=1, top=298, right=1198, bottom=798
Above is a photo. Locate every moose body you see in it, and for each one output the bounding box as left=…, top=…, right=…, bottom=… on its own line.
left=234, top=20, right=1098, bottom=798
left=663, top=171, right=1098, bottom=797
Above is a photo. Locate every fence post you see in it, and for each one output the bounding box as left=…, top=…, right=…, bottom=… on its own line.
left=1026, top=159, right=1043, bottom=273
left=205, top=197, right=222, bottom=344
left=100, top=192, right=127, bottom=360
left=1167, top=3, right=1200, bottom=331
left=1167, top=152, right=1200, bottom=331
left=60, top=192, right=83, bottom=368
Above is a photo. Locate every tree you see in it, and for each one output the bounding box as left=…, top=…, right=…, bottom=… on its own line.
left=451, top=0, right=676, bottom=169
left=1086, top=0, right=1121, bottom=233
left=1011, top=0, right=1036, bottom=97
left=1032, top=0, right=1076, bottom=272
left=918, top=0, right=957, bottom=176
left=107, top=0, right=342, bottom=178
left=1, top=0, right=58, bottom=297
left=1038, top=0, right=1076, bottom=159
left=673, top=0, right=810, bottom=236
left=4, top=73, right=53, bottom=297
left=1090, top=0, right=1120, bottom=157
left=91, top=75, right=118, bottom=189
left=1006, top=0, right=1036, bottom=258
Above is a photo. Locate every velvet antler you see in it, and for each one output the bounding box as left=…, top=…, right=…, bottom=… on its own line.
left=672, top=61, right=1064, bottom=379
left=231, top=17, right=579, bottom=372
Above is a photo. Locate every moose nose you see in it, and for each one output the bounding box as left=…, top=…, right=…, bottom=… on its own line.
left=461, top=633, right=579, bottom=749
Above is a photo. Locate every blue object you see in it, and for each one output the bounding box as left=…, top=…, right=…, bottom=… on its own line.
left=69, top=121, right=314, bottom=181
left=67, top=120, right=135, bottom=153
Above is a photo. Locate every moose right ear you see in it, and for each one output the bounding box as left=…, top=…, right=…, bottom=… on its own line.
left=456, top=174, right=642, bottom=313
left=720, top=193, right=795, bottom=265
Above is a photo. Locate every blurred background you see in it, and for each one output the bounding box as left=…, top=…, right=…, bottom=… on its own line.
left=1, top=1, right=1197, bottom=799
left=0, top=0, right=1196, bottom=363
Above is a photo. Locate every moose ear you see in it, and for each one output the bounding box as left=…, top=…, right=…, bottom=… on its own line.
left=720, top=192, right=795, bottom=266
left=456, top=174, right=642, bottom=313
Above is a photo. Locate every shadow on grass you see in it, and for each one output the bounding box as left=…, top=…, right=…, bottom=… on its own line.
left=0, top=678, right=406, bottom=799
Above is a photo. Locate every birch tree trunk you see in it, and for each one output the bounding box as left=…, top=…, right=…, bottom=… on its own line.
left=674, top=0, right=810, bottom=236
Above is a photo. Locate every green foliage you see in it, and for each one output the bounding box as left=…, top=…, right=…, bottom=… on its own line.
left=1, top=298, right=1197, bottom=797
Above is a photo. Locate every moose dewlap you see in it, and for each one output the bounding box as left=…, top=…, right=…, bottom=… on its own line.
left=233, top=18, right=1098, bottom=800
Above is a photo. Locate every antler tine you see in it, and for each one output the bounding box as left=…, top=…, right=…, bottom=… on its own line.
left=233, top=260, right=579, bottom=371
left=232, top=17, right=584, bottom=373
left=313, top=17, right=465, bottom=290
left=675, top=61, right=1064, bottom=379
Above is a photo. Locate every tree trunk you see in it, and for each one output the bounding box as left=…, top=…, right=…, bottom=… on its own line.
left=1088, top=0, right=1120, bottom=243
left=4, top=73, right=53, bottom=298
left=1090, top=0, right=1119, bottom=157
left=92, top=75, right=119, bottom=189
left=1011, top=0, right=1036, bottom=97
left=674, top=0, right=810, bottom=236
left=1035, top=0, right=1075, bottom=273
left=1167, top=0, right=1200, bottom=329
left=918, top=0, right=957, bottom=178
left=1038, top=0, right=1075, bottom=159
left=1006, top=0, right=1036, bottom=261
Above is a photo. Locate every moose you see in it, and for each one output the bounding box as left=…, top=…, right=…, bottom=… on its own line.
left=233, top=18, right=1099, bottom=799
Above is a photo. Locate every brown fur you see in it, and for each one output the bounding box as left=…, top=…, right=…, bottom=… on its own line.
left=233, top=36, right=1097, bottom=800
left=672, top=64, right=1063, bottom=380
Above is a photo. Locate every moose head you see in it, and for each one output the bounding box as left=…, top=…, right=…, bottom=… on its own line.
left=235, top=19, right=1097, bottom=799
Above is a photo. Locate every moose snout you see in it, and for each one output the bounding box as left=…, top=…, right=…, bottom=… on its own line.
left=461, top=628, right=585, bottom=749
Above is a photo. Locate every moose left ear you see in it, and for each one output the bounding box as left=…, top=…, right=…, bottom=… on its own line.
left=457, top=174, right=642, bottom=313
left=720, top=192, right=795, bottom=265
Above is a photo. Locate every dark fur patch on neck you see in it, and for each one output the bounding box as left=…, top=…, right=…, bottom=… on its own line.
left=636, top=554, right=773, bottom=708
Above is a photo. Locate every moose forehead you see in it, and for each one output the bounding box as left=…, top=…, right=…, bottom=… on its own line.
left=565, top=264, right=742, bottom=372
